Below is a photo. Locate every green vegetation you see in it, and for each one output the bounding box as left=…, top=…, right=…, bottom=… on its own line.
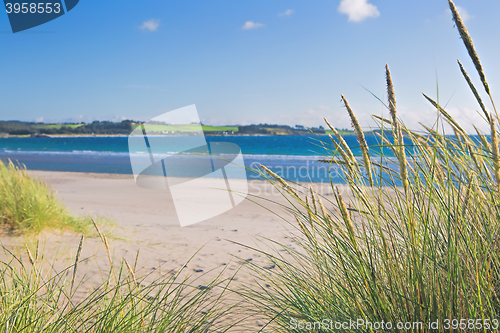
left=4, top=2, right=497, bottom=331
left=0, top=159, right=235, bottom=331
left=0, top=160, right=91, bottom=233
left=0, top=120, right=133, bottom=136
left=327, top=128, right=356, bottom=135
left=203, top=125, right=239, bottom=132
left=0, top=120, right=357, bottom=137
left=143, top=123, right=332, bottom=135
left=245, top=1, right=500, bottom=331
left=237, top=124, right=327, bottom=135
left=34, top=123, right=83, bottom=130
left=142, top=123, right=239, bottom=134
left=0, top=229, right=235, bottom=332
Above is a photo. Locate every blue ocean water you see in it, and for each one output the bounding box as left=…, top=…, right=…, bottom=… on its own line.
left=0, top=135, right=393, bottom=183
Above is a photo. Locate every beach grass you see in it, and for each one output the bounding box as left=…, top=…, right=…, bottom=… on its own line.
left=0, top=161, right=239, bottom=331
left=3, top=1, right=500, bottom=331
left=0, top=160, right=92, bottom=234
left=242, top=1, right=500, bottom=331
left=0, top=227, right=237, bottom=332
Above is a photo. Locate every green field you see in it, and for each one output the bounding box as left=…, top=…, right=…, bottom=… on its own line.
left=33, top=123, right=84, bottom=130
left=203, top=125, right=238, bottom=132
left=140, top=123, right=238, bottom=133
left=4, top=121, right=356, bottom=136
left=325, top=129, right=355, bottom=135
left=140, top=124, right=354, bottom=135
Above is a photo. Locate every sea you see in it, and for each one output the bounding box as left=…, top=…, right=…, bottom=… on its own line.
left=0, top=135, right=396, bottom=183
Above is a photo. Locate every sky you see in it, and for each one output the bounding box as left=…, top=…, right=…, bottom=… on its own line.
left=1, top=0, right=500, bottom=133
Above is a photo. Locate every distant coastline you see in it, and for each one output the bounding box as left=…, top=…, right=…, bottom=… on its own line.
left=0, top=120, right=367, bottom=137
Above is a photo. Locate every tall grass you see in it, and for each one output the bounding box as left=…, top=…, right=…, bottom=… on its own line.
left=0, top=225, right=237, bottom=332
left=244, top=1, right=500, bottom=331
left=0, top=160, right=90, bottom=233
left=0, top=161, right=239, bottom=331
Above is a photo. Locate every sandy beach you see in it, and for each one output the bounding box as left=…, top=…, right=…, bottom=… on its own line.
left=1, top=171, right=340, bottom=291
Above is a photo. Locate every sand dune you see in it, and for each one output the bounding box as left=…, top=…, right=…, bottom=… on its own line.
left=0, top=171, right=337, bottom=289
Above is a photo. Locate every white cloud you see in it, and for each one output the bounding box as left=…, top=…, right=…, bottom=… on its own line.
left=242, top=21, right=264, bottom=30
left=456, top=6, right=473, bottom=22
left=140, top=19, right=160, bottom=32
left=279, top=9, right=294, bottom=17
left=35, top=117, right=44, bottom=123
left=338, top=0, right=380, bottom=22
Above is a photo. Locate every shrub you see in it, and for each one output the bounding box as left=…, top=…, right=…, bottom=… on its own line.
left=0, top=160, right=90, bottom=233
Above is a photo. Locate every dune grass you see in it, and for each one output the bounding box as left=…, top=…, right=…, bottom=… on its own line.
left=0, top=160, right=94, bottom=234
left=0, top=227, right=237, bottom=332
left=243, top=1, right=500, bottom=331
left=0, top=162, right=239, bottom=331
left=3, top=1, right=500, bottom=331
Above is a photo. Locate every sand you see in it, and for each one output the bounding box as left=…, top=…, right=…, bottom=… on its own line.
left=0, top=170, right=352, bottom=330
left=1, top=171, right=340, bottom=288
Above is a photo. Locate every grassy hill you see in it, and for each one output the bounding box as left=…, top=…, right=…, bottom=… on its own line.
left=0, top=120, right=357, bottom=136
left=141, top=123, right=238, bottom=134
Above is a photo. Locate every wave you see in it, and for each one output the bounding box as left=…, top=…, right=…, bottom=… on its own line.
left=0, top=149, right=401, bottom=162
left=1, top=149, right=130, bottom=156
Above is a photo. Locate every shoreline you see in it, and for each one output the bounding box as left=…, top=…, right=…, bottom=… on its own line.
left=27, top=169, right=340, bottom=192
left=0, top=132, right=361, bottom=138
left=0, top=151, right=351, bottom=183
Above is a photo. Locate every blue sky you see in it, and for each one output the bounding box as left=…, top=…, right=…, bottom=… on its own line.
left=1, top=0, right=500, bottom=132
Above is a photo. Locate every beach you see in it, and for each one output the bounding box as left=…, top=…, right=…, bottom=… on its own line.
left=1, top=170, right=339, bottom=290
left=0, top=135, right=349, bottom=292
left=1, top=0, right=494, bottom=329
